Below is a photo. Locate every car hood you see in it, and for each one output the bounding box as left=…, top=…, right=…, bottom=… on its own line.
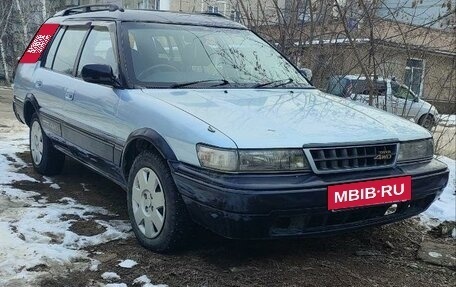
left=143, top=89, right=431, bottom=148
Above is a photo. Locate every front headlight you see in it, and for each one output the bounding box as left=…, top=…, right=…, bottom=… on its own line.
left=196, top=145, right=238, bottom=171
left=196, top=144, right=310, bottom=172
left=397, top=139, right=433, bottom=162
left=239, top=149, right=309, bottom=171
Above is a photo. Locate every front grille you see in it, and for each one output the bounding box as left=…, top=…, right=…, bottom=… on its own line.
left=306, top=143, right=398, bottom=173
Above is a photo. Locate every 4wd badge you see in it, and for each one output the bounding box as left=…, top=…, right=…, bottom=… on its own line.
left=374, top=149, right=392, bottom=160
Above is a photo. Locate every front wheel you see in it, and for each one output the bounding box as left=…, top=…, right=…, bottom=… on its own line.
left=418, top=113, right=435, bottom=130
left=29, top=113, right=65, bottom=175
left=127, top=151, right=192, bottom=252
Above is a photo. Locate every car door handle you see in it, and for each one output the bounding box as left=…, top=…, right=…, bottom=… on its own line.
left=65, top=90, right=74, bottom=101
left=35, top=80, right=42, bottom=88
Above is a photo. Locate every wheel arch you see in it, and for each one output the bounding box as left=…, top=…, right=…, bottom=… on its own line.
left=23, top=94, right=40, bottom=126
left=121, top=128, right=178, bottom=182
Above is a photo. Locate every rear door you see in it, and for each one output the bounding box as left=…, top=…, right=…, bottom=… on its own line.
left=34, top=25, right=89, bottom=139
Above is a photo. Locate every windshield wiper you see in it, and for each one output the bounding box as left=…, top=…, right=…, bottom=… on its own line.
left=171, top=79, right=229, bottom=88
left=254, top=78, right=294, bottom=88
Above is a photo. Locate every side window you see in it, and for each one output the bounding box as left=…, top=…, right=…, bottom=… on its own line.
left=352, top=80, right=367, bottom=94
left=394, top=86, right=415, bottom=100
left=353, top=80, right=386, bottom=96
left=53, top=27, right=87, bottom=75
left=77, top=27, right=118, bottom=76
left=44, top=28, right=64, bottom=69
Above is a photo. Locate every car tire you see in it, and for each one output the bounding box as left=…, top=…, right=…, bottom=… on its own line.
left=29, top=113, right=65, bottom=175
left=127, top=151, right=192, bottom=252
left=418, top=113, right=435, bottom=130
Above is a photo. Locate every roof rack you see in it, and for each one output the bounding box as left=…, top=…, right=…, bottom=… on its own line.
left=54, top=4, right=124, bottom=17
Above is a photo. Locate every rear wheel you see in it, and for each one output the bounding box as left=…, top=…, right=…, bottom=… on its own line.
left=127, top=151, right=192, bottom=252
left=29, top=113, right=65, bottom=175
left=418, top=113, right=435, bottom=130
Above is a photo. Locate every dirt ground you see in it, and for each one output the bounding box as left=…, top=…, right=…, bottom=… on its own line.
left=1, top=87, right=455, bottom=287
left=15, top=152, right=456, bottom=287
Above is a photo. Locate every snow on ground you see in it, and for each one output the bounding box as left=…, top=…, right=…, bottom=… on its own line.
left=118, top=259, right=138, bottom=268
left=0, top=122, right=132, bottom=286
left=105, top=283, right=127, bottom=287
left=438, top=114, right=456, bottom=127
left=133, top=275, right=152, bottom=285
left=133, top=275, right=169, bottom=287
left=49, top=183, right=61, bottom=189
left=101, top=272, right=121, bottom=280
left=419, top=156, right=456, bottom=228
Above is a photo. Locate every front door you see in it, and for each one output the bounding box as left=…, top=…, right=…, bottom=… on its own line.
left=62, top=22, right=124, bottom=175
left=390, top=82, right=416, bottom=119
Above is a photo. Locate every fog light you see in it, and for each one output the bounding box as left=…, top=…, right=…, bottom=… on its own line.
left=384, top=204, right=398, bottom=215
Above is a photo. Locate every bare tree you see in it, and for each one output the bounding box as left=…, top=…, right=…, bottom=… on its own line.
left=0, top=0, right=14, bottom=83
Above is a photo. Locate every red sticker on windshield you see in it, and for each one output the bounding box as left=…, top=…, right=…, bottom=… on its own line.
left=19, top=23, right=60, bottom=64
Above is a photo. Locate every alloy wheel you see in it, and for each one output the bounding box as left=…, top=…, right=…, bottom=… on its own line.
left=131, top=167, right=166, bottom=238
left=30, top=121, right=44, bottom=165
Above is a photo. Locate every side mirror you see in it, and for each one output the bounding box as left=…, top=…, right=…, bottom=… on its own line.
left=413, top=97, right=419, bottom=103
left=299, top=68, right=312, bottom=81
left=81, top=64, right=117, bottom=86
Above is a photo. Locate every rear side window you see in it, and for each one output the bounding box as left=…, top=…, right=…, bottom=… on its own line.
left=53, top=27, right=87, bottom=75
left=44, top=28, right=64, bottom=69
left=327, top=77, right=349, bottom=97
left=77, top=27, right=118, bottom=76
left=352, top=80, right=386, bottom=96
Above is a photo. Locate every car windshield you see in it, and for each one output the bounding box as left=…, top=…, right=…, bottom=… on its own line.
left=121, top=22, right=311, bottom=88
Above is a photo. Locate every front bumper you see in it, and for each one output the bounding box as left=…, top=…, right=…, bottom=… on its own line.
left=171, top=159, right=449, bottom=239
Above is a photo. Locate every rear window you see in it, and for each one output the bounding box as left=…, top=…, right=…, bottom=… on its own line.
left=44, top=28, right=64, bottom=69
left=53, top=27, right=87, bottom=75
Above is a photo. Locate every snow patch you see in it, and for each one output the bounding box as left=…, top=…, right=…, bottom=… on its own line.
left=133, top=275, right=168, bottom=287
left=419, top=156, right=455, bottom=228
left=105, top=283, right=128, bottom=287
left=134, top=275, right=151, bottom=284
left=118, top=259, right=138, bottom=268
left=102, top=272, right=121, bottom=280
left=49, top=183, right=61, bottom=189
left=89, top=259, right=101, bottom=271
left=144, top=283, right=169, bottom=287
left=0, top=128, right=132, bottom=286
left=438, top=114, right=456, bottom=127
left=428, top=252, right=442, bottom=258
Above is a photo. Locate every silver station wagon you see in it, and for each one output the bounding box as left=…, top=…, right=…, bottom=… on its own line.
left=13, top=4, right=449, bottom=252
